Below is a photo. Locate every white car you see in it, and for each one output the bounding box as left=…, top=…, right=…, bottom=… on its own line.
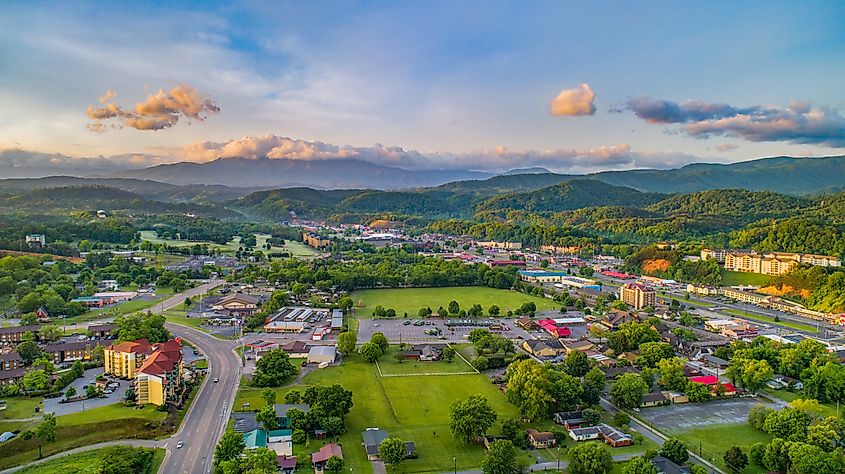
left=176, top=440, right=184, bottom=449
left=213, top=377, right=219, bottom=383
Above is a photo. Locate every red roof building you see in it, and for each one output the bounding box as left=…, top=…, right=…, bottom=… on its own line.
left=538, top=319, right=572, bottom=338
left=688, top=375, right=736, bottom=396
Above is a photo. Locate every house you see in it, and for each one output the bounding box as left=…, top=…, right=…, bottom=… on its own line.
left=400, top=344, right=444, bottom=361
left=514, top=316, right=537, bottom=331
left=105, top=339, right=153, bottom=378
left=243, top=429, right=269, bottom=450
left=0, top=325, right=40, bottom=343
left=701, top=354, right=729, bottom=369
left=641, top=391, right=668, bottom=407
left=212, top=293, right=259, bottom=316
left=564, top=340, right=595, bottom=354
left=88, top=323, right=117, bottom=339
left=363, top=428, right=415, bottom=461
left=526, top=429, right=557, bottom=448
left=482, top=435, right=509, bottom=450
left=307, top=346, right=337, bottom=365
left=267, top=429, right=294, bottom=456
left=568, top=424, right=633, bottom=447
left=553, top=411, right=586, bottom=430
left=522, top=339, right=565, bottom=358
left=35, top=307, right=49, bottom=322
left=231, top=412, right=259, bottom=433
left=311, top=443, right=343, bottom=472
left=277, top=455, right=298, bottom=474
left=0, top=351, right=22, bottom=371
left=135, top=339, right=184, bottom=406
left=598, top=309, right=637, bottom=331
left=652, top=455, right=691, bottom=474
left=274, top=404, right=311, bottom=428
left=603, top=366, right=640, bottom=379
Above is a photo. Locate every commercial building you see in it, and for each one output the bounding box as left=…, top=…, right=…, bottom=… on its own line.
left=25, top=234, right=46, bottom=246
left=303, top=233, right=332, bottom=249
left=518, top=270, right=569, bottom=283
left=619, top=283, right=656, bottom=310
left=212, top=293, right=259, bottom=316
left=540, top=245, right=581, bottom=255
left=477, top=240, right=522, bottom=250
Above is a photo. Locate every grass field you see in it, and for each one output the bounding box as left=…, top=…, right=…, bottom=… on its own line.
left=721, top=270, right=773, bottom=287
left=0, top=397, right=43, bottom=420
left=669, top=423, right=770, bottom=473
left=723, top=308, right=818, bottom=332
left=139, top=230, right=316, bottom=258
left=64, top=288, right=175, bottom=325
left=351, top=286, right=558, bottom=318
left=764, top=389, right=841, bottom=417
left=0, top=403, right=168, bottom=470
left=237, top=353, right=527, bottom=473
left=376, top=346, right=476, bottom=376
left=15, top=446, right=166, bottom=474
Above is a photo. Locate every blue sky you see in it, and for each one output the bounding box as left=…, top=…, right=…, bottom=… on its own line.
left=1, top=1, right=843, bottom=172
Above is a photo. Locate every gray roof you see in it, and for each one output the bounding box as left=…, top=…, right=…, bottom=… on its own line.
left=273, top=404, right=310, bottom=418
left=230, top=412, right=259, bottom=433
left=363, top=428, right=388, bottom=448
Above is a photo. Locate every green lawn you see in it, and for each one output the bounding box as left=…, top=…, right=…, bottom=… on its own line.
left=669, top=423, right=770, bottom=473
left=139, top=231, right=316, bottom=258
left=723, top=308, right=818, bottom=332
left=721, top=270, right=773, bottom=287
left=0, top=396, right=43, bottom=420
left=238, top=353, right=525, bottom=473
left=0, top=403, right=168, bottom=470
left=15, top=446, right=166, bottom=474
left=351, top=286, right=558, bottom=318
left=763, top=389, right=841, bottom=417
left=376, top=346, right=476, bottom=375
left=65, top=288, right=175, bottom=324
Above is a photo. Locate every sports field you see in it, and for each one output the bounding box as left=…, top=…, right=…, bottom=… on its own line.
left=351, top=286, right=558, bottom=318
left=138, top=231, right=316, bottom=257
left=376, top=346, right=476, bottom=376
left=237, top=353, right=527, bottom=473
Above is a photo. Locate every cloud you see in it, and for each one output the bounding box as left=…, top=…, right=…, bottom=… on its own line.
left=549, top=83, right=596, bottom=116
left=86, top=84, right=220, bottom=131
left=620, top=96, right=845, bottom=147
left=715, top=143, right=738, bottom=152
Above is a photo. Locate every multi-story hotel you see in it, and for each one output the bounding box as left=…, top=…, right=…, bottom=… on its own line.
left=703, top=248, right=841, bottom=276
left=477, top=240, right=522, bottom=250
left=135, top=339, right=184, bottom=406
left=619, top=283, right=656, bottom=310
left=104, top=339, right=153, bottom=379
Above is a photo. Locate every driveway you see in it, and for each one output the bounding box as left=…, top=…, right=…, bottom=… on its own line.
left=43, top=368, right=130, bottom=416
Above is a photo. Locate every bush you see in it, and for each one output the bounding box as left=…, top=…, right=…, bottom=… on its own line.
left=292, top=429, right=306, bottom=444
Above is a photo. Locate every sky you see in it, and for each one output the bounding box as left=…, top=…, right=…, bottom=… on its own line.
left=1, top=1, right=844, bottom=173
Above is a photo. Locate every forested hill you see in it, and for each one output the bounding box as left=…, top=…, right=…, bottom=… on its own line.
left=433, top=155, right=845, bottom=196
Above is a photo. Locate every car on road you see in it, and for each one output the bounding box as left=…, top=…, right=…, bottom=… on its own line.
left=213, top=377, right=219, bottom=383
left=403, top=320, right=411, bottom=325
left=176, top=440, right=184, bottom=449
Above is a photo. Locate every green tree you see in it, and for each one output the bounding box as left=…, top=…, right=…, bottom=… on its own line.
left=449, top=395, right=498, bottom=444
left=64, top=386, right=76, bottom=399
left=33, top=413, right=57, bottom=458
left=723, top=446, right=748, bottom=473
left=22, top=369, right=49, bottom=391
left=284, top=389, right=301, bottom=404
left=659, top=438, right=689, bottom=465
left=261, top=388, right=277, bottom=407
left=622, top=456, right=658, bottom=474
left=685, top=382, right=711, bottom=402
left=360, top=342, right=383, bottom=362
left=582, top=366, right=606, bottom=405
left=337, top=331, right=357, bottom=355
left=243, top=447, right=278, bottom=472
left=564, top=350, right=591, bottom=377
left=448, top=300, right=461, bottom=315
left=488, top=305, right=500, bottom=316
left=255, top=405, right=280, bottom=431
left=442, top=346, right=456, bottom=362
left=370, top=332, right=389, bottom=352
left=656, top=357, right=688, bottom=392
left=569, top=442, right=613, bottom=474
left=582, top=408, right=601, bottom=426
left=636, top=342, right=675, bottom=368
left=325, top=456, right=344, bottom=473
left=378, top=437, right=408, bottom=470
left=17, top=339, right=42, bottom=365
left=481, top=439, right=525, bottom=474
left=252, top=349, right=297, bottom=387
left=611, top=373, right=648, bottom=410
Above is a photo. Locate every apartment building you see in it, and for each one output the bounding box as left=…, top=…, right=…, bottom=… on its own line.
left=104, top=339, right=153, bottom=379
left=619, top=283, right=656, bottom=310
left=705, top=248, right=841, bottom=276
left=135, top=339, right=184, bottom=406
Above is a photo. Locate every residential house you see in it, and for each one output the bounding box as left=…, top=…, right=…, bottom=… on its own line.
left=522, top=339, right=565, bottom=358
left=243, top=429, right=269, bottom=450
left=35, top=307, right=49, bottom=322
left=526, top=429, right=557, bottom=448
left=603, top=366, right=640, bottom=379
left=701, top=354, right=729, bottom=370
left=104, top=339, right=153, bottom=379
left=553, top=411, right=586, bottom=430
left=135, top=339, right=184, bottom=406
left=274, top=404, right=311, bottom=428
left=564, top=340, right=595, bottom=354
left=641, top=392, right=668, bottom=407
left=652, top=455, right=691, bottom=474
left=363, top=428, right=415, bottom=461
left=278, top=456, right=298, bottom=474
left=514, top=316, right=537, bottom=331
left=567, top=424, right=633, bottom=447
left=311, top=443, right=343, bottom=473
left=400, top=344, right=444, bottom=361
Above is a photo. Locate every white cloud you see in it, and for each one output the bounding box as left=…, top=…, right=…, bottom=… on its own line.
left=87, top=84, right=220, bottom=131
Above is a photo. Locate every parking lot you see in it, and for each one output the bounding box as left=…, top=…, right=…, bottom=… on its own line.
left=43, top=368, right=131, bottom=416
left=358, top=317, right=543, bottom=343
left=637, top=397, right=767, bottom=432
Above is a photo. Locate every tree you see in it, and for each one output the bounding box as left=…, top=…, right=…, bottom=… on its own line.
left=337, top=331, right=357, bottom=355
left=550, top=372, right=583, bottom=411
left=747, top=405, right=775, bottom=430
left=378, top=437, right=408, bottom=469
left=449, top=395, right=498, bottom=444
left=65, top=386, right=77, bottom=399
left=762, top=408, right=811, bottom=441
left=243, top=447, right=277, bottom=473
left=723, top=446, right=748, bottom=473
left=252, top=349, right=297, bottom=387
left=569, top=442, right=613, bottom=474
left=370, top=332, right=389, bottom=352
left=582, top=366, right=606, bottom=405
left=656, top=357, right=688, bottom=392
left=22, top=369, right=49, bottom=391
left=481, top=439, right=525, bottom=474
left=325, top=456, right=344, bottom=473
left=360, top=342, right=383, bottom=362
left=261, top=388, right=277, bottom=407
left=762, top=438, right=790, bottom=473
left=659, top=438, right=688, bottom=465
left=284, top=390, right=301, bottom=404
left=622, top=456, right=658, bottom=474
left=448, top=300, right=461, bottom=315
left=636, top=342, right=675, bottom=368
left=488, top=305, right=500, bottom=316
left=39, top=325, right=62, bottom=343
left=256, top=405, right=280, bottom=431
left=214, top=429, right=246, bottom=466
left=17, top=339, right=42, bottom=365
left=97, top=445, right=155, bottom=474
left=33, top=413, right=57, bottom=458
left=86, top=384, right=99, bottom=398
left=564, top=350, right=591, bottom=377
left=286, top=407, right=310, bottom=431
left=613, top=411, right=631, bottom=427
left=443, top=346, right=456, bottom=362
left=582, top=408, right=601, bottom=426
left=748, top=442, right=766, bottom=467
left=291, top=429, right=306, bottom=444
left=611, top=373, right=648, bottom=410
left=506, top=359, right=554, bottom=420
left=685, top=382, right=711, bottom=402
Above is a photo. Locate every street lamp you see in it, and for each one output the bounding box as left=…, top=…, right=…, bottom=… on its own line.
left=453, top=456, right=457, bottom=474
left=556, top=446, right=561, bottom=471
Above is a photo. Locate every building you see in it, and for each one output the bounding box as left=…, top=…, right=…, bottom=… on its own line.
left=0, top=368, right=25, bottom=387
left=0, top=325, right=40, bottom=343
left=540, top=245, right=582, bottom=254
left=537, top=319, right=572, bottom=338
left=526, top=429, right=557, bottom=448
left=0, top=351, right=22, bottom=371
left=104, top=339, right=153, bottom=379
left=686, top=284, right=721, bottom=297
left=400, top=344, right=444, bottom=361
left=522, top=339, right=566, bottom=358
left=567, top=424, right=633, bottom=447
left=88, top=323, right=117, bottom=339
left=518, top=270, right=569, bottom=283
left=688, top=375, right=737, bottom=397
left=487, top=260, right=527, bottom=268
left=362, top=428, right=415, bottom=461
left=641, top=391, right=668, bottom=407
left=265, top=307, right=328, bottom=333
left=307, top=346, right=337, bottom=365
left=44, top=340, right=108, bottom=364
left=303, top=233, right=332, bottom=249
left=70, top=296, right=108, bottom=308
left=619, top=283, right=656, bottom=310
left=652, top=456, right=691, bottom=474
left=25, top=234, right=46, bottom=247
left=331, top=309, right=344, bottom=330
left=134, top=339, right=183, bottom=406
left=274, top=404, right=311, bottom=428
left=714, top=249, right=840, bottom=276
left=553, top=411, right=586, bottom=430
left=312, top=444, right=343, bottom=473
left=212, top=293, right=259, bottom=316
left=477, top=240, right=522, bottom=250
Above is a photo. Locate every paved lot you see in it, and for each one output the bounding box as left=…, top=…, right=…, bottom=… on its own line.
left=358, top=317, right=540, bottom=343
left=44, top=368, right=130, bottom=416
left=638, top=397, right=767, bottom=432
